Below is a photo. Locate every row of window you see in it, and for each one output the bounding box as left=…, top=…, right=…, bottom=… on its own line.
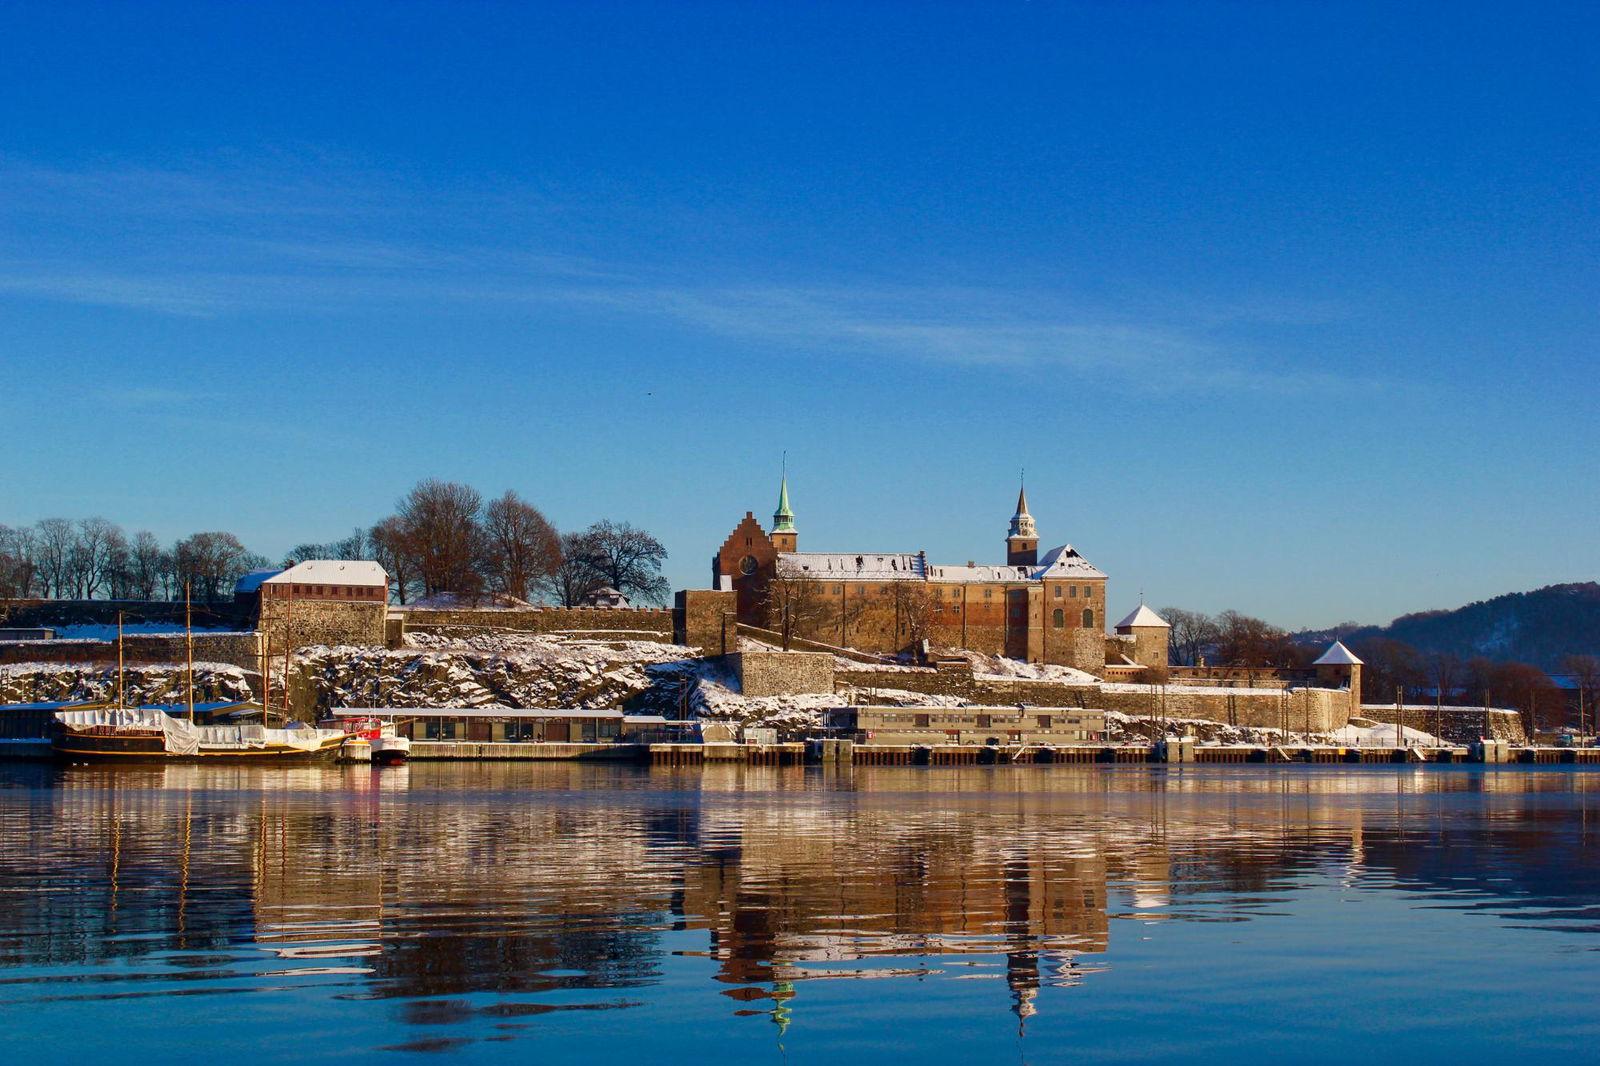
left=267, top=583, right=380, bottom=599
left=820, top=582, right=1100, bottom=600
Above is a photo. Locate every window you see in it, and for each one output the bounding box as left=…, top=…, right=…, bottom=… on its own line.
left=914, top=714, right=930, bottom=729
left=1083, top=608, right=1094, bottom=628
left=1083, top=585, right=1093, bottom=597
left=976, top=714, right=992, bottom=729
left=834, top=585, right=842, bottom=594
left=1069, top=586, right=1077, bottom=598
left=984, top=588, right=992, bottom=600
left=1052, top=608, right=1064, bottom=628
left=1053, top=585, right=1062, bottom=598
left=1037, top=715, right=1052, bottom=729
left=857, top=585, right=866, bottom=596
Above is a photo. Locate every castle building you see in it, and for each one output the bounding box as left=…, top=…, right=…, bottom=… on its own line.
left=714, top=478, right=1113, bottom=672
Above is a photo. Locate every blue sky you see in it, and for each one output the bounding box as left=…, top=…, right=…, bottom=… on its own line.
left=1, top=2, right=1595, bottom=628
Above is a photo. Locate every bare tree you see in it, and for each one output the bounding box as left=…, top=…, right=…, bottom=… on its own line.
left=1161, top=607, right=1220, bottom=666
left=1563, top=654, right=1600, bottom=734
left=888, top=582, right=933, bottom=649
left=762, top=575, right=835, bottom=650
left=369, top=516, right=416, bottom=605
left=0, top=524, right=38, bottom=599
left=1214, top=610, right=1301, bottom=668
left=395, top=479, right=484, bottom=597
left=573, top=520, right=669, bottom=605
left=1351, top=636, right=1427, bottom=703
left=1429, top=651, right=1463, bottom=704
left=543, top=531, right=604, bottom=607
left=174, top=531, right=255, bottom=602
left=482, top=491, right=560, bottom=603
left=71, top=517, right=126, bottom=598
left=33, top=517, right=75, bottom=598
left=127, top=531, right=168, bottom=601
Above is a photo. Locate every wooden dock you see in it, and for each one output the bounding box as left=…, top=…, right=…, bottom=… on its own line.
left=408, top=741, right=647, bottom=761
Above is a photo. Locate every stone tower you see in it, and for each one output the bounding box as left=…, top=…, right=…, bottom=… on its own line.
left=770, top=474, right=797, bottom=553
left=1114, top=604, right=1171, bottom=671
left=1313, top=640, right=1364, bottom=720
left=1006, top=485, right=1038, bottom=566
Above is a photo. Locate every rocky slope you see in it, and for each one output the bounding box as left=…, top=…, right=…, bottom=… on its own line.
left=0, top=661, right=254, bottom=705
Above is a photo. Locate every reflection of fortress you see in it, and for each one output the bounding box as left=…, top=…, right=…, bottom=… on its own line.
left=3, top=765, right=1591, bottom=1036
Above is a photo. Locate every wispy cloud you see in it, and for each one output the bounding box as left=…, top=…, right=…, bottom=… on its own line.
left=0, top=155, right=1362, bottom=393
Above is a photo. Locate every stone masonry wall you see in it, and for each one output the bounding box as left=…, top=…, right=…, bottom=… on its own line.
left=835, top=666, right=1353, bottom=731
left=675, top=590, right=737, bottom=655
left=1096, top=685, right=1351, bottom=733
left=401, top=606, right=674, bottom=641
left=0, top=632, right=263, bottom=671
left=1361, top=705, right=1527, bottom=744
left=0, top=598, right=254, bottom=630
left=260, top=599, right=387, bottom=651
left=734, top=651, right=835, bottom=697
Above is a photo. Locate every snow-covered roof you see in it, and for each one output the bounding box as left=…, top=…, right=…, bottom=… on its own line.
left=925, top=562, right=1039, bottom=584
left=1313, top=640, right=1363, bottom=666
left=1115, top=604, right=1170, bottom=630
left=264, top=560, right=388, bottom=588
left=1032, top=544, right=1107, bottom=580
left=776, top=543, right=1106, bottom=585
left=234, top=567, right=283, bottom=594
left=777, top=552, right=927, bottom=581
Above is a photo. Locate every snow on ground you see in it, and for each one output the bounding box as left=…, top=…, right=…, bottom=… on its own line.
left=1323, top=722, right=1441, bottom=746
left=955, top=651, right=1100, bottom=685
left=48, top=623, right=242, bottom=641
left=0, top=660, right=253, bottom=705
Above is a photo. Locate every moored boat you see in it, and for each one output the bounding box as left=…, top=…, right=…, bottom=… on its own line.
left=334, top=713, right=411, bottom=765
left=371, top=729, right=411, bottom=766
left=53, top=708, right=349, bottom=762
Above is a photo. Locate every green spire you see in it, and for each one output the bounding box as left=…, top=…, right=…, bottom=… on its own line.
left=772, top=474, right=796, bottom=533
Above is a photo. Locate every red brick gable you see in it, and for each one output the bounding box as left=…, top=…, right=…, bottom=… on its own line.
left=715, top=513, right=778, bottom=623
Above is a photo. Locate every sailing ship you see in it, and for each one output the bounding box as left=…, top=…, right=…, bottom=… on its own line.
left=50, top=584, right=350, bottom=763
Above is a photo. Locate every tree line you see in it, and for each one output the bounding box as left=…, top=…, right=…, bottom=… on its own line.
left=0, top=520, right=268, bottom=603
left=1, top=479, right=671, bottom=608
left=1162, top=606, right=1599, bottom=732
left=294, top=479, right=670, bottom=606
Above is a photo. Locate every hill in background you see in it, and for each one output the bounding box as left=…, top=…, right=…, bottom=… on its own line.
left=1299, top=583, right=1600, bottom=672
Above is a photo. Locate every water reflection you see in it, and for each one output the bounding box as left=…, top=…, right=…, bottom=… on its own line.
left=0, top=762, right=1597, bottom=1057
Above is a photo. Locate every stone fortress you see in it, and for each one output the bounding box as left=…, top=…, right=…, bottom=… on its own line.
left=702, top=474, right=1384, bottom=735
left=1, top=472, right=1532, bottom=743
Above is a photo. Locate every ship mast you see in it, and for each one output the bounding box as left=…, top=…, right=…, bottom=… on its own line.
left=282, top=583, right=294, bottom=724
left=185, top=581, right=195, bottom=723
left=115, top=610, right=125, bottom=711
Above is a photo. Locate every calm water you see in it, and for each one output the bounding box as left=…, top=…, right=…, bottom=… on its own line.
left=0, top=763, right=1597, bottom=1064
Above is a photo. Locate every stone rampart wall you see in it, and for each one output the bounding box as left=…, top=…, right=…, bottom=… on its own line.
left=1361, top=705, right=1527, bottom=744
left=675, top=590, right=737, bottom=655
left=734, top=651, right=835, bottom=697
left=835, top=666, right=1353, bottom=731
left=1096, top=685, right=1350, bottom=733
left=402, top=606, right=675, bottom=640
left=0, top=632, right=262, bottom=671
left=0, top=598, right=253, bottom=629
